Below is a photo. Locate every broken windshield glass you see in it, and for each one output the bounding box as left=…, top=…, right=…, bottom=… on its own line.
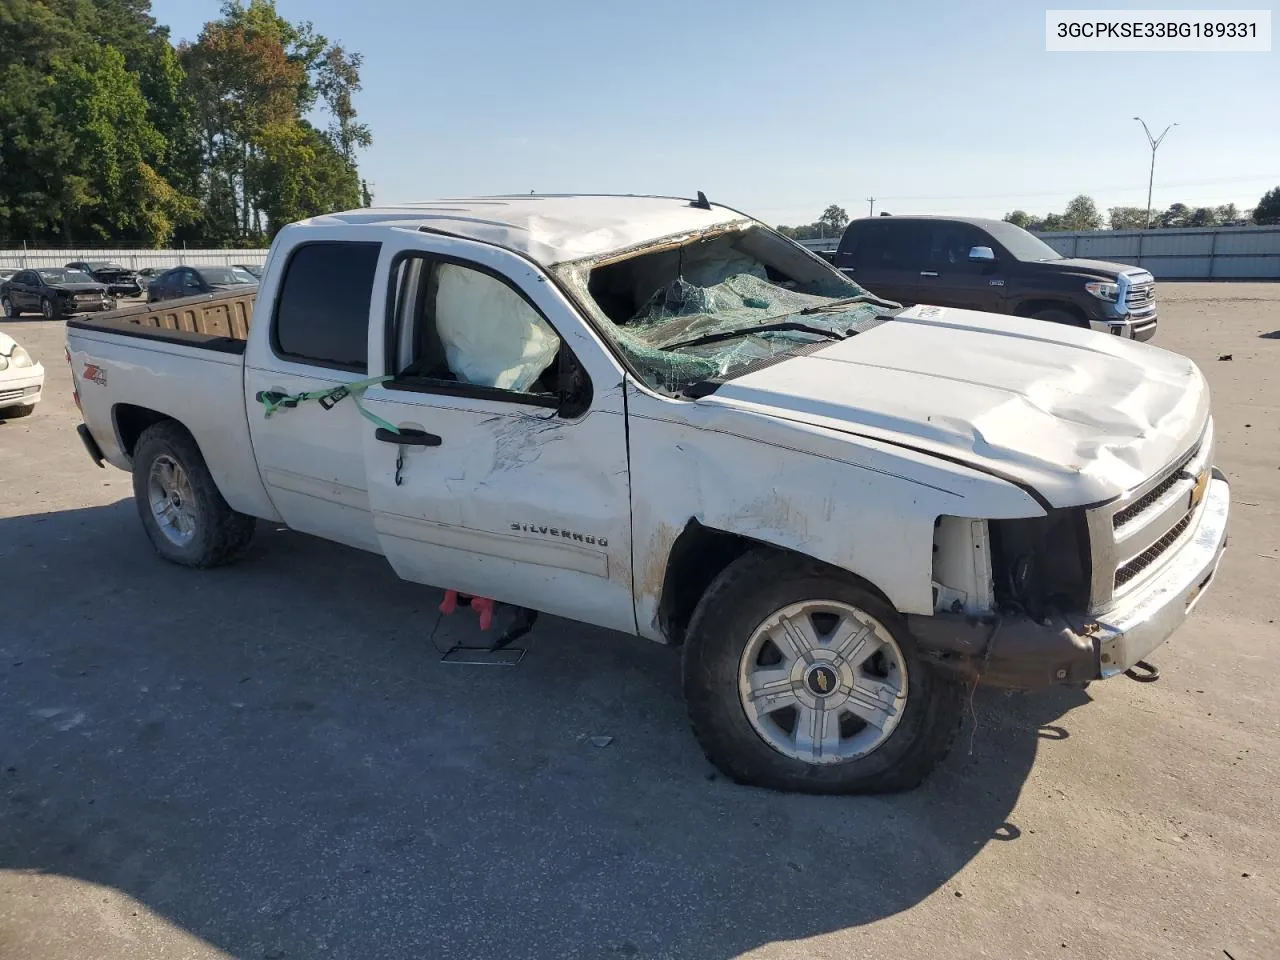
left=557, top=225, right=898, bottom=394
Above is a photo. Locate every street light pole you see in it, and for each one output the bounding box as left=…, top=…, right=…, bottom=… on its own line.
left=1133, top=117, right=1177, bottom=229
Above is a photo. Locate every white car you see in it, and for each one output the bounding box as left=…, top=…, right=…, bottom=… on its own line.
left=0, top=330, right=43, bottom=419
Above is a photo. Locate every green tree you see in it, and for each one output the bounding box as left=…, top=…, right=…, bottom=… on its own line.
left=249, top=119, right=359, bottom=233
left=1060, top=195, right=1102, bottom=231
left=181, top=0, right=369, bottom=242
left=817, top=204, right=849, bottom=235
left=1188, top=206, right=1220, bottom=227
left=50, top=44, right=196, bottom=244
left=1253, top=187, right=1280, bottom=226
left=1003, top=210, right=1036, bottom=229
left=1108, top=206, right=1150, bottom=230
left=1215, top=203, right=1241, bottom=224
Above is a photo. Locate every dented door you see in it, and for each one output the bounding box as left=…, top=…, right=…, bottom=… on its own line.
left=357, top=234, right=636, bottom=636
left=359, top=387, right=635, bottom=634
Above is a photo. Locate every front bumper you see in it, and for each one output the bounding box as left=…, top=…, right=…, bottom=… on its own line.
left=909, top=470, right=1229, bottom=690
left=1089, top=310, right=1157, bottom=342
left=61, top=296, right=117, bottom=316
left=0, top=365, right=44, bottom=410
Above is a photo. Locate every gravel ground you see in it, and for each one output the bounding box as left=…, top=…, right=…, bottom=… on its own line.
left=1, top=285, right=1277, bottom=960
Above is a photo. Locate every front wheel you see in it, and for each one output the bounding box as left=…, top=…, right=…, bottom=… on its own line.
left=41, top=297, right=58, bottom=320
left=131, top=421, right=256, bottom=567
left=683, top=550, right=965, bottom=794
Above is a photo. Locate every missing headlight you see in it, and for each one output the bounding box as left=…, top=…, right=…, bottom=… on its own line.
left=990, top=510, right=1091, bottom=619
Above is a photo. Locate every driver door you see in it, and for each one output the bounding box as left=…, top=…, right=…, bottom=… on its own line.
left=358, top=234, right=637, bottom=636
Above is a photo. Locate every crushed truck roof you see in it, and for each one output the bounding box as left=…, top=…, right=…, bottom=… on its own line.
left=303, top=194, right=749, bottom=266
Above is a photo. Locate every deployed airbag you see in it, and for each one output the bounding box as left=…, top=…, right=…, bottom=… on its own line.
left=435, top=264, right=561, bottom=391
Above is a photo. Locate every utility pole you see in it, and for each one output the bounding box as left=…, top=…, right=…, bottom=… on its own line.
left=866, top=197, right=876, bottom=217
left=1133, top=117, right=1177, bottom=229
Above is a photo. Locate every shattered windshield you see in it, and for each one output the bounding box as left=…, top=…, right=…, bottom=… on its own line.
left=557, top=225, right=898, bottom=394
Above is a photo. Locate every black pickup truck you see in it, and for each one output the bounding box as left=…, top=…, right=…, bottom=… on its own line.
left=828, top=215, right=1157, bottom=341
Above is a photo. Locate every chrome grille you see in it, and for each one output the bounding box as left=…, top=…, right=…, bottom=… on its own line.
left=1112, top=445, right=1197, bottom=529
left=1086, top=419, right=1213, bottom=610
left=1126, top=282, right=1155, bottom=309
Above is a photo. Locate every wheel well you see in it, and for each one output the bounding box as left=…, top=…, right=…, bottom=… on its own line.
left=1013, top=299, right=1089, bottom=326
left=656, top=520, right=894, bottom=645
left=113, top=404, right=176, bottom=458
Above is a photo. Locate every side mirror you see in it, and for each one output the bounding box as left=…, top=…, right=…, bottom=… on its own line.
left=968, top=246, right=996, bottom=263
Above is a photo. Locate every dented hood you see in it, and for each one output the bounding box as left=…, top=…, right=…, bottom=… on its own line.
left=707, top=305, right=1209, bottom=507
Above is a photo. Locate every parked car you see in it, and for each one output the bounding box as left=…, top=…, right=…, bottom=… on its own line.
left=66, top=195, right=1227, bottom=794
left=65, top=260, right=143, bottom=298
left=234, top=263, right=263, bottom=279
left=146, top=265, right=259, bottom=303
left=0, top=269, right=16, bottom=284
left=830, top=216, right=1158, bottom=340
left=2, top=267, right=115, bottom=319
left=0, top=329, right=44, bottom=419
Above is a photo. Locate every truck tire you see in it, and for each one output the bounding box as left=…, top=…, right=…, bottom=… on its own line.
left=1, top=295, right=19, bottom=318
left=131, top=421, right=256, bottom=568
left=1033, top=307, right=1087, bottom=328
left=683, top=549, right=965, bottom=794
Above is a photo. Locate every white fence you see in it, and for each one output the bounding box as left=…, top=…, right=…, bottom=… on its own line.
left=0, top=248, right=270, bottom=271
left=1033, top=225, right=1280, bottom=280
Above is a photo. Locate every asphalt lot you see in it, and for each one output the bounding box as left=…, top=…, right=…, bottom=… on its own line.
left=1, top=285, right=1278, bottom=960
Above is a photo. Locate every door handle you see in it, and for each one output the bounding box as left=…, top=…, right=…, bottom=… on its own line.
left=376, top=427, right=442, bottom=447
left=920, top=271, right=939, bottom=277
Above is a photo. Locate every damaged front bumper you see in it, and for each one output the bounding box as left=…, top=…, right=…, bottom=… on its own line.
left=908, top=470, right=1230, bottom=690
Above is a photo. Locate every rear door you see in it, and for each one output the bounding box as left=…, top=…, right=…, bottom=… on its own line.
left=849, top=220, right=929, bottom=305
left=11, top=272, right=37, bottom=310
left=356, top=232, right=636, bottom=635
left=245, top=239, right=387, bottom=553
left=914, top=222, right=1007, bottom=312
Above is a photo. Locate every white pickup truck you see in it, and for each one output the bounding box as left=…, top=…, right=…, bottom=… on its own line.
left=67, top=194, right=1229, bottom=794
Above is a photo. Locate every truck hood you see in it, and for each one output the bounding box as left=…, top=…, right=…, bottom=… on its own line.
left=1035, top=257, right=1151, bottom=281
left=706, top=304, right=1208, bottom=507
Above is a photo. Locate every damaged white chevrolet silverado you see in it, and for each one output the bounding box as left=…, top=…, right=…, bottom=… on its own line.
left=66, top=194, right=1229, bottom=794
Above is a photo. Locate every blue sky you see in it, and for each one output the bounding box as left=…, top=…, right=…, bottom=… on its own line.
left=150, top=0, right=1279, bottom=225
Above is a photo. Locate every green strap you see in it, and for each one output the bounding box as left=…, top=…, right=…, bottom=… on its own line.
left=256, top=374, right=400, bottom=433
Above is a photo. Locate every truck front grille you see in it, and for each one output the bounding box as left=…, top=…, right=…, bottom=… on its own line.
left=1126, top=281, right=1156, bottom=311
left=1086, top=420, right=1212, bottom=610
left=1114, top=511, right=1194, bottom=589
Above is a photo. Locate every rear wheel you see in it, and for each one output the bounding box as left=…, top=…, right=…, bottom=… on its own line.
left=1, top=295, right=19, bottom=318
left=1033, top=307, right=1087, bottom=328
left=683, top=550, right=965, bottom=794
left=131, top=421, right=256, bottom=567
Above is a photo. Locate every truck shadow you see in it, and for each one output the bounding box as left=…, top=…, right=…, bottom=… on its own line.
left=0, top=501, right=1088, bottom=959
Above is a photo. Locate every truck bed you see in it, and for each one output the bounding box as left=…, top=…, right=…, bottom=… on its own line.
left=66, top=285, right=281, bottom=521
left=66, top=289, right=257, bottom=353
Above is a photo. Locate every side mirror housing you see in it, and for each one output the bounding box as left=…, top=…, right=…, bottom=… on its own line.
left=968, top=246, right=996, bottom=262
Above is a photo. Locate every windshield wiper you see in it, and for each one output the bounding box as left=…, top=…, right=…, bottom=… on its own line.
left=798, top=293, right=890, bottom=315
left=659, top=321, right=853, bottom=352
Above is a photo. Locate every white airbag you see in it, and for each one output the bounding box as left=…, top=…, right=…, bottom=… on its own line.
left=435, top=264, right=561, bottom=392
